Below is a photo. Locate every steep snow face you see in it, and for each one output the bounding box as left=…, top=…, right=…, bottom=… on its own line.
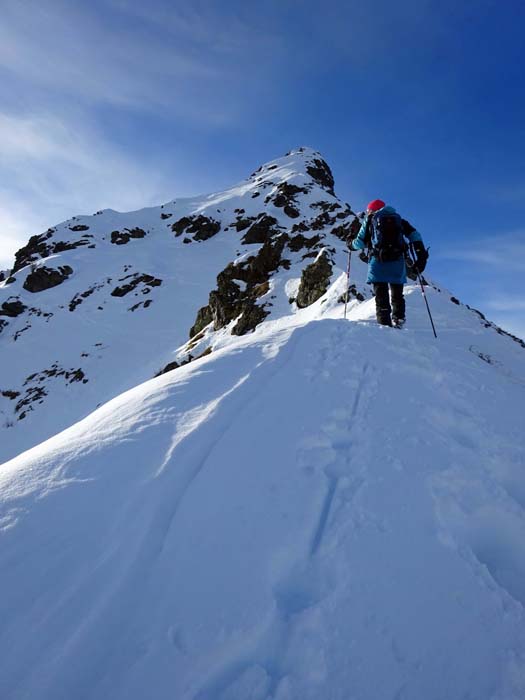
left=0, top=286, right=524, bottom=700
left=0, top=147, right=356, bottom=463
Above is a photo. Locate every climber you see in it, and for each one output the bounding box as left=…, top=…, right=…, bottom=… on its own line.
left=349, top=199, right=428, bottom=327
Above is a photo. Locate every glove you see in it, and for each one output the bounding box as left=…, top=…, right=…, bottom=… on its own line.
left=411, top=241, right=428, bottom=274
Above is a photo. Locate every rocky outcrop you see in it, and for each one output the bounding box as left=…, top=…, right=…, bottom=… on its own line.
left=12, top=232, right=92, bottom=273
left=23, top=265, right=73, bottom=293
left=190, top=235, right=287, bottom=336
left=288, top=234, right=321, bottom=253
left=306, top=158, right=335, bottom=196
left=171, top=215, right=221, bottom=241
left=189, top=305, right=213, bottom=338
left=111, top=273, right=162, bottom=297
left=267, top=182, right=308, bottom=219
left=231, top=302, right=268, bottom=336
left=110, top=228, right=146, bottom=245
left=296, top=252, right=333, bottom=308
left=241, top=215, right=281, bottom=244
left=0, top=299, right=27, bottom=317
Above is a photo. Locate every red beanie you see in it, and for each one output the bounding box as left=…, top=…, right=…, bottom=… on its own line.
left=367, top=199, right=385, bottom=212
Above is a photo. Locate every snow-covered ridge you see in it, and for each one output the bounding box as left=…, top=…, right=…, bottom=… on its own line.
left=0, top=147, right=355, bottom=462
left=1, top=286, right=525, bottom=699
left=1, top=146, right=525, bottom=698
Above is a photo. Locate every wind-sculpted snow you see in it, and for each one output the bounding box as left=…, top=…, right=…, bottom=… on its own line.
left=0, top=283, right=525, bottom=699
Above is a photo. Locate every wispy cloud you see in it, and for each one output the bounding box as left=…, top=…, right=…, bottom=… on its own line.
left=0, top=111, right=178, bottom=268
left=486, top=295, right=525, bottom=313
left=436, top=230, right=525, bottom=271
left=0, top=1, right=292, bottom=267
left=0, top=0, right=284, bottom=125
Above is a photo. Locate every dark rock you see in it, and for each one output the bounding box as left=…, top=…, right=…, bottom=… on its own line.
left=283, top=205, right=300, bottom=218
left=69, top=224, right=89, bottom=232
left=306, top=158, right=335, bottom=195
left=338, top=284, right=365, bottom=304
left=1, top=390, right=20, bottom=400
left=171, top=217, right=192, bottom=235
left=190, top=305, right=213, bottom=338
left=12, top=232, right=52, bottom=272
left=111, top=273, right=162, bottom=297
left=451, top=297, right=460, bottom=305
left=310, top=212, right=335, bottom=231
left=232, top=303, right=268, bottom=336
left=0, top=299, right=27, bottom=317
left=291, top=222, right=309, bottom=234
left=5, top=276, right=16, bottom=284
left=171, top=215, right=220, bottom=241
left=296, top=252, right=333, bottom=308
left=251, top=192, right=260, bottom=198
left=241, top=214, right=280, bottom=244
left=110, top=227, right=146, bottom=245
left=155, top=361, right=180, bottom=376
left=191, top=235, right=288, bottom=336
left=12, top=232, right=91, bottom=273
left=23, top=265, right=73, bottom=293
left=288, top=234, right=321, bottom=253
left=0, top=320, right=8, bottom=333
left=233, top=217, right=256, bottom=232
left=69, top=286, right=97, bottom=311
left=160, top=213, right=172, bottom=220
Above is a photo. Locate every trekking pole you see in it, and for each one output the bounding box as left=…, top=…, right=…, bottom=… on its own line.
left=344, top=248, right=352, bottom=319
left=409, top=244, right=437, bottom=338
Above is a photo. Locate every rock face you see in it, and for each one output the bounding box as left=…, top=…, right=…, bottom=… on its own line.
left=12, top=231, right=92, bottom=273
left=110, top=228, right=146, bottom=245
left=23, top=265, right=73, bottom=293
left=171, top=216, right=221, bottom=241
left=241, top=215, right=281, bottom=244
left=191, top=235, right=288, bottom=337
left=306, top=157, right=336, bottom=196
left=296, top=252, right=333, bottom=308
left=0, top=146, right=368, bottom=455
left=0, top=300, right=27, bottom=317
left=110, top=274, right=162, bottom=298
left=189, top=306, right=213, bottom=339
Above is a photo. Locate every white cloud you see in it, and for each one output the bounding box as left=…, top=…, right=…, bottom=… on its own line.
left=486, top=296, right=525, bottom=313
left=0, top=110, right=180, bottom=269
left=436, top=230, right=525, bottom=271
left=0, top=0, right=285, bottom=127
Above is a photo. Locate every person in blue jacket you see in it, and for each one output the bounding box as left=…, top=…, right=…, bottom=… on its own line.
left=350, top=199, right=428, bottom=327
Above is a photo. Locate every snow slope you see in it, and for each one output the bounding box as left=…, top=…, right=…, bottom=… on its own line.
left=0, top=147, right=355, bottom=463
left=1, top=278, right=525, bottom=699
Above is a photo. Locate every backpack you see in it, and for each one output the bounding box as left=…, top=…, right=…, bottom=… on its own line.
left=368, top=210, right=406, bottom=262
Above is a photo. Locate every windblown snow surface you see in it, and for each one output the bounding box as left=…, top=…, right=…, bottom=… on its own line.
left=1, top=288, right=525, bottom=700
left=1, top=149, right=525, bottom=699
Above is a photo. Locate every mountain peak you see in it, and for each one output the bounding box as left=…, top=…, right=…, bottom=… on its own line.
left=247, top=146, right=335, bottom=196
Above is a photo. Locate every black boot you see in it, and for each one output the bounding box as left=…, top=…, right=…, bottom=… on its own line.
left=373, top=283, right=392, bottom=326
left=390, top=283, right=405, bottom=325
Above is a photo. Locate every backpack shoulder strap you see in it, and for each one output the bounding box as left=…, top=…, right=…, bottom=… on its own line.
left=401, top=218, right=416, bottom=236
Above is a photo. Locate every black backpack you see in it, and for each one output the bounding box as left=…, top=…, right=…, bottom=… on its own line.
left=369, top=211, right=406, bottom=262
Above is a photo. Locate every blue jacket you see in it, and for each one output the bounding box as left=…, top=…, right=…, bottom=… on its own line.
left=351, top=205, right=423, bottom=284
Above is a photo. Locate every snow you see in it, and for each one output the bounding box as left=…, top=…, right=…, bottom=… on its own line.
left=1, top=279, right=525, bottom=699
left=1, top=147, right=525, bottom=698
left=0, top=147, right=346, bottom=463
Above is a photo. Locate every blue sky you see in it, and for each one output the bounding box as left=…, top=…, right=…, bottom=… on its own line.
left=1, top=0, right=524, bottom=337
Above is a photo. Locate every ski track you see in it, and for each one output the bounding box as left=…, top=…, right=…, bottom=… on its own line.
left=192, top=329, right=377, bottom=700
left=2, top=291, right=525, bottom=699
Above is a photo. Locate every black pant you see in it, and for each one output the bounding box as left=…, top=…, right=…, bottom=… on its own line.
left=373, top=283, right=405, bottom=325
